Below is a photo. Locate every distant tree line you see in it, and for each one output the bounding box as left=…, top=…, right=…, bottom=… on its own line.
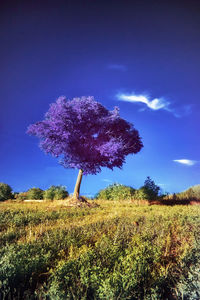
left=0, top=183, right=69, bottom=201
left=163, top=185, right=200, bottom=201
left=1, top=180, right=200, bottom=202
left=96, top=177, right=161, bottom=201
left=96, top=180, right=200, bottom=202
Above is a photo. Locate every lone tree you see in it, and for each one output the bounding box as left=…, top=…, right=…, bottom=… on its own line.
left=0, top=183, right=13, bottom=201
left=27, top=96, right=143, bottom=202
left=142, top=176, right=160, bottom=200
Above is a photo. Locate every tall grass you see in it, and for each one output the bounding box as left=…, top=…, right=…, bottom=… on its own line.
left=0, top=200, right=199, bottom=299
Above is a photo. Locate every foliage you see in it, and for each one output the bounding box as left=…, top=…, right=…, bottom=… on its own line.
left=0, top=200, right=200, bottom=299
left=132, top=186, right=151, bottom=200
left=135, top=176, right=160, bottom=201
left=27, top=188, right=44, bottom=200
left=189, top=184, right=200, bottom=197
left=164, top=184, right=200, bottom=201
left=27, top=96, right=143, bottom=175
left=96, top=183, right=135, bottom=200
left=96, top=177, right=161, bottom=202
left=96, top=178, right=162, bottom=202
left=15, top=192, right=28, bottom=201
left=175, top=247, right=200, bottom=299
left=0, top=183, right=13, bottom=201
left=44, top=185, right=68, bottom=200
left=177, top=184, right=200, bottom=200
left=14, top=186, right=68, bottom=201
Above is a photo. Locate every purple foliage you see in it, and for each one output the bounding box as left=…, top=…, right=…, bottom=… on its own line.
left=27, top=96, right=143, bottom=174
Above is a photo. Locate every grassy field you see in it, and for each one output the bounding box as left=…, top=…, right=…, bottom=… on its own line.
left=0, top=200, right=200, bottom=299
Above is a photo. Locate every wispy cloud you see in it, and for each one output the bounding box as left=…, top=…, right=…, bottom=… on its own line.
left=117, top=92, right=171, bottom=111
left=102, top=179, right=112, bottom=183
left=173, top=159, right=198, bottom=166
left=107, top=64, right=127, bottom=71
left=157, top=183, right=169, bottom=187
left=117, top=92, right=193, bottom=117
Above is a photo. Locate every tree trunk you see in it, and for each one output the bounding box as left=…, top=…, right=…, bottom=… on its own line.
left=73, top=169, right=83, bottom=199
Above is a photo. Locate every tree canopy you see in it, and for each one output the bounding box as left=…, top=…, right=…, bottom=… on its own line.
left=0, top=183, right=13, bottom=201
left=141, top=176, right=160, bottom=200
left=44, top=185, right=69, bottom=200
left=27, top=96, right=143, bottom=175
left=27, top=188, right=44, bottom=200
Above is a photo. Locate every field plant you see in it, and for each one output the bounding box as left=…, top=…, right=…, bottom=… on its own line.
left=0, top=200, right=199, bottom=299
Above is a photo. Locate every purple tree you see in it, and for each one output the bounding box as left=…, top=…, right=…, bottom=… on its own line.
left=27, top=96, right=143, bottom=201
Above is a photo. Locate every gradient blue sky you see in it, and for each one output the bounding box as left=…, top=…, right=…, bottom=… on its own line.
left=1, top=0, right=199, bottom=196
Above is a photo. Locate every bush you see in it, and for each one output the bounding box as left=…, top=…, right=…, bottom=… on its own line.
left=27, top=188, right=44, bottom=200
left=15, top=192, right=28, bottom=201
left=132, top=187, right=151, bottom=200
left=44, top=186, right=68, bottom=200
left=0, top=243, right=52, bottom=298
left=96, top=183, right=135, bottom=201
left=0, top=183, right=13, bottom=201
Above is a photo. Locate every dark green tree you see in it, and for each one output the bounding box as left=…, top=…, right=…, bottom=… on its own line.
left=141, top=176, right=160, bottom=201
left=0, top=183, right=13, bottom=201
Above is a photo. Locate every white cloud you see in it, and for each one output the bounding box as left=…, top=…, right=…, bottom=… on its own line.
left=173, top=159, right=197, bottom=166
left=117, top=93, right=170, bottom=111
left=102, top=179, right=112, bottom=183
left=157, top=183, right=169, bottom=187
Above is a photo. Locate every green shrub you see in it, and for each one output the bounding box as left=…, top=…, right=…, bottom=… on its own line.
left=27, top=188, right=44, bottom=200
left=96, top=183, right=135, bottom=200
left=0, top=183, right=13, bottom=201
left=46, top=232, right=177, bottom=299
left=54, top=186, right=69, bottom=200
left=0, top=243, right=52, bottom=298
left=44, top=185, right=68, bottom=200
left=176, top=264, right=200, bottom=299
left=132, top=187, right=148, bottom=200
left=15, top=192, right=28, bottom=201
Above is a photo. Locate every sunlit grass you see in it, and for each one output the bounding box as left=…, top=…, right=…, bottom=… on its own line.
left=0, top=200, right=200, bottom=299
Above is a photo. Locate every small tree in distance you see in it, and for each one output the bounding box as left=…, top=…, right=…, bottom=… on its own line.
left=0, top=183, right=13, bottom=201
left=27, top=96, right=143, bottom=203
left=141, top=176, right=160, bottom=200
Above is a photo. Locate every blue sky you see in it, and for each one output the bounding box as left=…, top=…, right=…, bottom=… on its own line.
left=0, top=0, right=199, bottom=196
